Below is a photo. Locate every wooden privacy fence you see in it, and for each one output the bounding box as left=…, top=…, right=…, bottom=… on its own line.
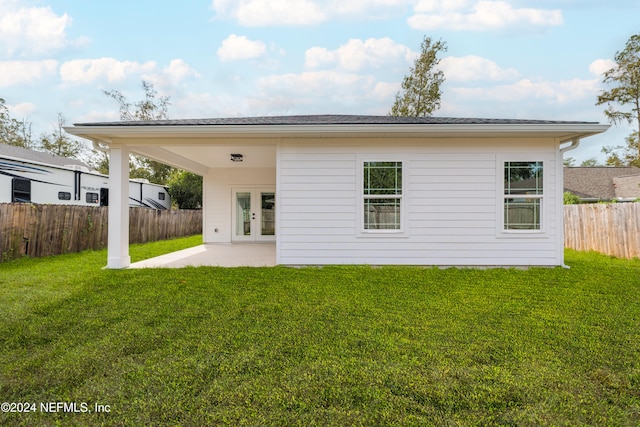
left=0, top=203, right=202, bottom=262
left=564, top=203, right=640, bottom=259
left=3, top=203, right=639, bottom=261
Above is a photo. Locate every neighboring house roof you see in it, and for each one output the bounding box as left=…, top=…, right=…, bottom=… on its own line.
left=0, top=143, right=89, bottom=169
left=563, top=167, right=640, bottom=200
left=613, top=175, right=640, bottom=199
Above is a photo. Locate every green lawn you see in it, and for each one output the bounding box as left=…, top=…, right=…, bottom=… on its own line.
left=1, top=238, right=639, bottom=426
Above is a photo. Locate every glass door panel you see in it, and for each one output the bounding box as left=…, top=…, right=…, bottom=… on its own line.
left=235, top=191, right=252, bottom=237
left=261, top=192, right=275, bottom=237
left=232, top=188, right=275, bottom=241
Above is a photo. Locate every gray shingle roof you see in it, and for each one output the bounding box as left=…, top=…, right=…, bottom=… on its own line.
left=75, top=114, right=599, bottom=127
left=564, top=167, right=640, bottom=200
left=0, top=143, right=88, bottom=169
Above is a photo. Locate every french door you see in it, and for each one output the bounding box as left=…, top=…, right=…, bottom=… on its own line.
left=232, top=188, right=276, bottom=241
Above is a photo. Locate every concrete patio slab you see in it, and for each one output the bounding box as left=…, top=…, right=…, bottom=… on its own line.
left=129, top=243, right=277, bottom=268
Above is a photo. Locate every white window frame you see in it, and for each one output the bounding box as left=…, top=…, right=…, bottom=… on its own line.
left=497, top=157, right=548, bottom=237
left=357, top=157, right=408, bottom=236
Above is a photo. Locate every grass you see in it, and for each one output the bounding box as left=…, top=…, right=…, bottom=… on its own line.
left=0, top=240, right=639, bottom=426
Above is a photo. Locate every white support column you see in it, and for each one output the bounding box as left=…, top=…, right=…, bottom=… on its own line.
left=107, top=144, right=131, bottom=269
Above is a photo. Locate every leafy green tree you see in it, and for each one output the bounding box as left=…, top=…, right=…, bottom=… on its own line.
left=167, top=170, right=202, bottom=209
left=102, top=80, right=173, bottom=183
left=103, top=80, right=170, bottom=121
left=564, top=192, right=581, bottom=204
left=0, top=98, right=33, bottom=148
left=389, top=36, right=447, bottom=117
left=39, top=113, right=85, bottom=159
left=601, top=132, right=640, bottom=167
left=88, top=153, right=110, bottom=175
left=596, top=33, right=640, bottom=162
left=580, top=158, right=601, bottom=167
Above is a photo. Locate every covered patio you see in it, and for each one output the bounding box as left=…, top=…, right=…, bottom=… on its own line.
left=65, top=118, right=280, bottom=269
left=129, top=243, right=276, bottom=268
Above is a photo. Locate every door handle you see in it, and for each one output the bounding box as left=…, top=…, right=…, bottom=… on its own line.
left=252, top=213, right=256, bottom=220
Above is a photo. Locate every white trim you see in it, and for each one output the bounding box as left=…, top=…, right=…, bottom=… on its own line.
left=356, top=156, right=409, bottom=237
left=556, top=146, right=567, bottom=266
left=65, top=123, right=610, bottom=143
left=275, top=139, right=282, bottom=265
left=231, top=187, right=276, bottom=242
left=496, top=156, right=550, bottom=239
left=107, top=144, right=131, bottom=269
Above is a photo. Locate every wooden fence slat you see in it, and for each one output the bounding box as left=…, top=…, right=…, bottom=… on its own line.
left=3, top=202, right=636, bottom=262
left=564, top=202, right=640, bottom=259
left=0, top=204, right=202, bottom=262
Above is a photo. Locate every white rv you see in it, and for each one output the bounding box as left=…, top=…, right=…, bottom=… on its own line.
left=0, top=144, right=170, bottom=209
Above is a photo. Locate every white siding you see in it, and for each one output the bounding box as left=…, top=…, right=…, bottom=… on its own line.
left=277, top=138, right=561, bottom=266
left=203, top=167, right=276, bottom=243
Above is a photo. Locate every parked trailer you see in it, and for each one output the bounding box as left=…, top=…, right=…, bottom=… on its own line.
left=0, top=153, right=170, bottom=209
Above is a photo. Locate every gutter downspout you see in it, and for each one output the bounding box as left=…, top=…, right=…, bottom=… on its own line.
left=559, top=138, right=581, bottom=269
left=560, top=138, right=580, bottom=154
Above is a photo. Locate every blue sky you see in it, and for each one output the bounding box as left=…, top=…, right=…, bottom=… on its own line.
left=1, top=0, right=638, bottom=163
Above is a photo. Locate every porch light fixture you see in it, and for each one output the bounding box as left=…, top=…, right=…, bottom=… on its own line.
left=230, top=153, right=243, bottom=162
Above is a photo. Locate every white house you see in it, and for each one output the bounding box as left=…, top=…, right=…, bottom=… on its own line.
left=65, top=115, right=608, bottom=268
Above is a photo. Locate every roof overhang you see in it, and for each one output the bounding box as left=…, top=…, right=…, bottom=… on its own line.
left=65, top=122, right=610, bottom=145
left=63, top=116, right=610, bottom=174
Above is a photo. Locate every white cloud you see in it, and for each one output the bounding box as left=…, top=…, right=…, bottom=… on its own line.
left=213, top=0, right=325, bottom=26
left=305, top=38, right=415, bottom=72
left=161, top=59, right=201, bottom=81
left=258, top=70, right=371, bottom=93
left=414, top=0, right=470, bottom=13
left=589, top=59, right=616, bottom=77
left=217, top=34, right=267, bottom=61
left=59, top=58, right=157, bottom=84
left=372, top=81, right=401, bottom=100
left=8, top=101, right=36, bottom=117
left=0, top=60, right=58, bottom=86
left=408, top=0, right=563, bottom=31
left=253, top=70, right=396, bottom=114
left=141, top=59, right=202, bottom=91
left=211, top=0, right=411, bottom=26
left=326, top=0, right=413, bottom=18
left=439, top=55, right=520, bottom=82
left=450, top=77, right=599, bottom=104
left=0, top=1, right=81, bottom=57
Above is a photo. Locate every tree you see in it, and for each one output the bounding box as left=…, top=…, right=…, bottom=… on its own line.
left=389, top=36, right=447, bottom=117
left=103, top=80, right=170, bottom=121
left=564, top=192, right=581, bottom=204
left=596, top=33, right=640, bottom=162
left=39, top=113, right=85, bottom=159
left=0, top=98, right=33, bottom=148
left=102, top=80, right=173, bottom=183
left=580, top=158, right=601, bottom=167
left=167, top=170, right=203, bottom=209
left=601, top=132, right=640, bottom=167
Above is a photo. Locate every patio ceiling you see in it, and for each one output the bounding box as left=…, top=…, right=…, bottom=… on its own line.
left=131, top=143, right=277, bottom=174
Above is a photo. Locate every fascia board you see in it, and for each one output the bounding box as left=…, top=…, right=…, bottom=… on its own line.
left=65, top=123, right=611, bottom=142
